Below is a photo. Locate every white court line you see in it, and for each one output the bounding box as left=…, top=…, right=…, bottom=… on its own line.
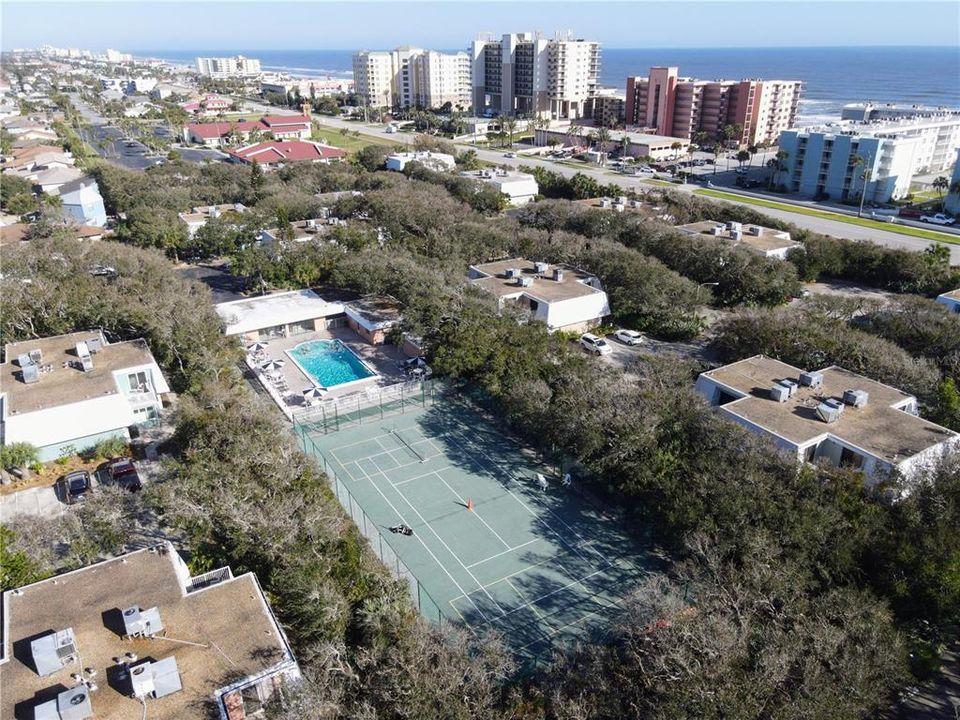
left=392, top=465, right=454, bottom=488
left=360, top=467, right=491, bottom=623
left=466, top=538, right=540, bottom=569
left=518, top=603, right=616, bottom=652
left=451, top=547, right=578, bottom=606
left=443, top=430, right=594, bottom=564
left=432, top=471, right=511, bottom=551
left=506, top=577, right=545, bottom=621
left=483, top=568, right=607, bottom=626
left=379, top=468, right=506, bottom=618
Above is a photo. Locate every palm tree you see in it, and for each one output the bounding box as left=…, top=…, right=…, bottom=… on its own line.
left=670, top=141, right=683, bottom=160
left=747, top=144, right=758, bottom=168
left=767, top=149, right=789, bottom=189
left=502, top=116, right=518, bottom=148
left=735, top=149, right=751, bottom=171
left=594, top=126, right=611, bottom=162
left=620, top=134, right=630, bottom=161
left=932, top=175, right=949, bottom=211
left=848, top=153, right=866, bottom=204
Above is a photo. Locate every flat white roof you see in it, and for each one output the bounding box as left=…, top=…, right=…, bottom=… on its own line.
left=215, top=289, right=345, bottom=335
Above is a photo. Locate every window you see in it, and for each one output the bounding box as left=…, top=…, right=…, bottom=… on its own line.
left=127, top=371, right=149, bottom=393
left=839, top=447, right=864, bottom=469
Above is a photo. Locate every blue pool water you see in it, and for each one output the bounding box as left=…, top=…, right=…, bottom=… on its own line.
left=288, top=340, right=376, bottom=388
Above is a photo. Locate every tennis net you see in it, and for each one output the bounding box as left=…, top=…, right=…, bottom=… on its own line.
left=391, top=427, right=425, bottom=462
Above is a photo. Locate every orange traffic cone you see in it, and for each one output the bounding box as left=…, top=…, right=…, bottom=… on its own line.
left=466, top=498, right=474, bottom=511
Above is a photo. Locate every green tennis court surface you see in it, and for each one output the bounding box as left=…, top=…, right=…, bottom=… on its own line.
left=297, top=395, right=655, bottom=660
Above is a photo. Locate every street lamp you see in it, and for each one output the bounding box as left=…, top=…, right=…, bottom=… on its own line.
left=857, top=154, right=874, bottom=218
left=697, top=281, right=719, bottom=300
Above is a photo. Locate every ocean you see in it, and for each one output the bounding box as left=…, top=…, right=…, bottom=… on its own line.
left=138, top=46, right=960, bottom=125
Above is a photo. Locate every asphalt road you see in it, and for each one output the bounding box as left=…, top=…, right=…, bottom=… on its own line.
left=175, top=264, right=247, bottom=303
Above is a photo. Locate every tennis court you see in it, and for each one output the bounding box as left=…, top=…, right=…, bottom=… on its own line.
left=295, top=389, right=655, bottom=660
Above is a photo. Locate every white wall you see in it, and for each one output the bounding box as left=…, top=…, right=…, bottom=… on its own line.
left=542, top=291, right=610, bottom=330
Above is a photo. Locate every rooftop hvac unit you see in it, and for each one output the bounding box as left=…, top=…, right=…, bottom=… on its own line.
left=81, top=354, right=94, bottom=372
left=777, top=378, right=799, bottom=396
left=518, top=276, right=534, bottom=287
left=816, top=400, right=844, bottom=423
left=122, top=606, right=164, bottom=638
left=31, top=628, right=78, bottom=676
left=731, top=229, right=742, bottom=242
left=306, top=218, right=316, bottom=228
left=16, top=352, right=32, bottom=368
left=233, top=203, right=245, bottom=212
left=21, top=362, right=40, bottom=384
left=75, top=341, right=91, bottom=360
left=211, top=207, right=221, bottom=218
left=534, top=261, right=549, bottom=274
left=613, top=203, right=624, bottom=212
left=600, top=198, right=611, bottom=208
left=768, top=384, right=790, bottom=403
left=727, top=221, right=742, bottom=233
left=553, top=268, right=564, bottom=281
left=85, top=337, right=102, bottom=353
left=29, top=348, right=43, bottom=363
left=711, top=225, right=724, bottom=236
left=799, top=371, right=823, bottom=389
left=617, top=196, right=627, bottom=205
left=33, top=685, right=94, bottom=720
left=630, top=199, right=642, bottom=208
left=130, top=657, right=183, bottom=699
left=842, top=389, right=869, bottom=408
left=505, top=267, right=520, bottom=278
left=749, top=225, right=763, bottom=236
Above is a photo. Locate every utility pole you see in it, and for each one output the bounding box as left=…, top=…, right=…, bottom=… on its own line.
left=857, top=153, right=874, bottom=218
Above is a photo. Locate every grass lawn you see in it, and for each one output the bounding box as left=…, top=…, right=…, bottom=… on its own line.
left=694, top=188, right=960, bottom=245
left=642, top=178, right=678, bottom=188
left=312, top=124, right=402, bottom=154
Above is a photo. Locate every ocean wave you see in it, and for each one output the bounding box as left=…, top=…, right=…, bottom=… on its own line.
left=262, top=64, right=351, bottom=77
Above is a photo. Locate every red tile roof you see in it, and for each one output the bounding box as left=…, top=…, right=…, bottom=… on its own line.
left=261, top=115, right=311, bottom=128
left=226, top=141, right=346, bottom=165
left=186, top=116, right=310, bottom=140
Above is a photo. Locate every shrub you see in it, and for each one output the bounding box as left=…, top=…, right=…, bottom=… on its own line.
left=0, top=442, right=39, bottom=469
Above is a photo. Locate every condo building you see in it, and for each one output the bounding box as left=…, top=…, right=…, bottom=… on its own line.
left=470, top=32, right=600, bottom=120
left=195, top=55, right=262, bottom=78
left=778, top=113, right=960, bottom=202
left=353, top=47, right=472, bottom=110
left=625, top=66, right=802, bottom=147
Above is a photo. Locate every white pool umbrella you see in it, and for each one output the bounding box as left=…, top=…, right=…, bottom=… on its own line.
left=303, top=386, right=329, bottom=402
left=247, top=342, right=269, bottom=354
left=261, top=359, right=286, bottom=372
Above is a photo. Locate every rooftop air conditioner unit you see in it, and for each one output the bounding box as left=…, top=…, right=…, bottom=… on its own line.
left=81, top=355, right=94, bottom=372
left=617, top=196, right=627, bottom=205
left=505, top=267, right=520, bottom=278
left=33, top=685, right=94, bottom=720
left=534, top=261, right=549, bottom=274
left=769, top=384, right=789, bottom=402
left=31, top=628, right=78, bottom=676
left=122, top=606, right=164, bottom=638
left=553, top=268, right=564, bottom=281
left=731, top=229, right=742, bottom=242
left=816, top=399, right=844, bottom=423
left=842, top=389, right=869, bottom=408
left=727, top=221, right=742, bottom=233
left=777, top=379, right=799, bottom=396
left=16, top=353, right=32, bottom=368
left=749, top=225, right=763, bottom=236
left=799, top=371, right=823, bottom=389
left=613, top=203, right=624, bottom=212
left=75, top=341, right=91, bottom=360
left=21, top=362, right=40, bottom=384
left=306, top=218, right=316, bottom=228
left=29, top=348, right=43, bottom=364
left=600, top=198, right=611, bottom=208
left=519, top=277, right=534, bottom=287
left=711, top=225, right=724, bottom=236
left=85, top=337, right=102, bottom=353
left=130, top=657, right=183, bottom=699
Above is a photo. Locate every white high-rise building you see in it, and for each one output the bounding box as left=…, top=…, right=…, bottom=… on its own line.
left=353, top=51, right=396, bottom=108
left=353, top=47, right=472, bottom=111
left=195, top=55, right=262, bottom=79
left=470, top=31, right=600, bottom=120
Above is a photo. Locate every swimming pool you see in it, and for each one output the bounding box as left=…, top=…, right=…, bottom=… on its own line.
left=286, top=339, right=378, bottom=388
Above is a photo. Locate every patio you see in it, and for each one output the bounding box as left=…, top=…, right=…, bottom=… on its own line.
left=245, top=326, right=410, bottom=419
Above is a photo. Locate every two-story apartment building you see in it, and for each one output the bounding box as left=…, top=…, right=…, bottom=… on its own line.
left=0, top=331, right=170, bottom=461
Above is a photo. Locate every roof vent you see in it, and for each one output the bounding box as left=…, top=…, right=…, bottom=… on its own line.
left=842, top=389, right=869, bottom=408
left=769, top=384, right=789, bottom=403
left=31, top=628, right=78, bottom=676
left=799, top=371, right=823, bottom=388
left=130, top=657, right=183, bottom=699
left=816, top=398, right=844, bottom=423
left=121, top=606, right=164, bottom=638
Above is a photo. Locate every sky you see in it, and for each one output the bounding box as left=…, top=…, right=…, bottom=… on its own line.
left=2, top=0, right=958, bottom=51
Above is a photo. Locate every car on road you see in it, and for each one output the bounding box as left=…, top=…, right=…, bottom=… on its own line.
left=59, top=470, right=92, bottom=504
left=919, top=213, right=956, bottom=226
left=104, top=457, right=142, bottom=491
left=898, top=207, right=923, bottom=219
left=579, top=333, right=613, bottom=356
left=504, top=152, right=517, bottom=158
left=614, top=329, right=644, bottom=346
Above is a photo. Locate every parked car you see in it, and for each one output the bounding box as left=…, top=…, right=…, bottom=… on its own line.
left=105, top=458, right=142, bottom=491
left=614, top=329, right=644, bottom=346
left=898, top=206, right=923, bottom=219
left=579, top=333, right=613, bottom=356
left=59, top=470, right=92, bottom=504
left=504, top=152, right=517, bottom=158
left=919, top=213, right=956, bottom=226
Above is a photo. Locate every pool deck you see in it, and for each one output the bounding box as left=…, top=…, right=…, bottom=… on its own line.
left=247, top=328, right=409, bottom=419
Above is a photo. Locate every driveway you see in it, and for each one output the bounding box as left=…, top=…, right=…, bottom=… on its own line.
left=0, top=484, right=63, bottom=521
left=175, top=264, right=247, bottom=303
